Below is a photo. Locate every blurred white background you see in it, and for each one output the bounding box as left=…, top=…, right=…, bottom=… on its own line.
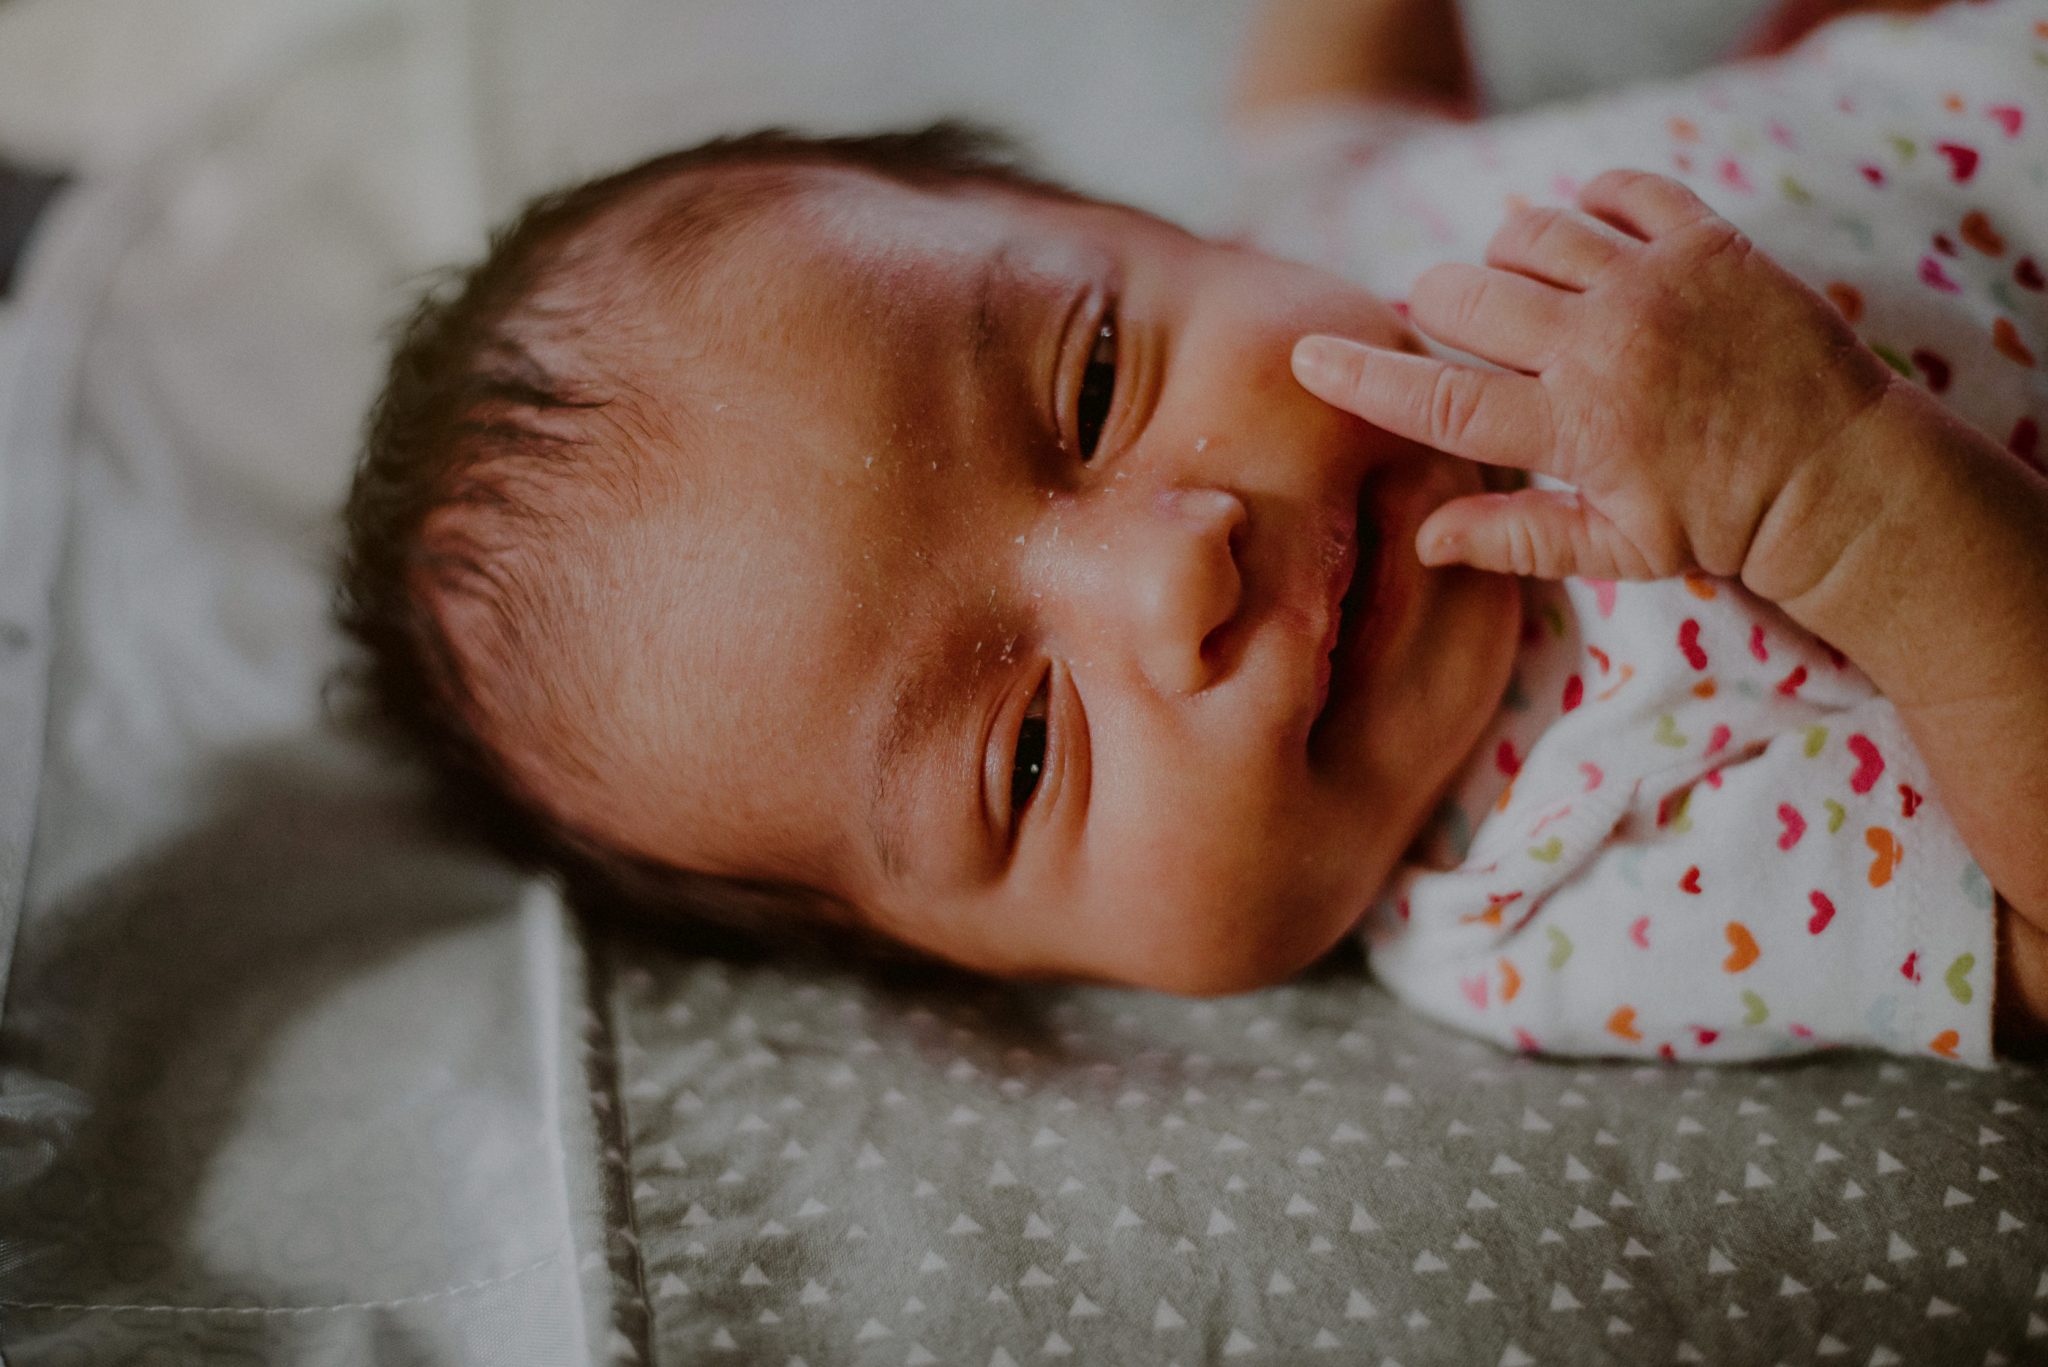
left=0, top=0, right=1771, bottom=233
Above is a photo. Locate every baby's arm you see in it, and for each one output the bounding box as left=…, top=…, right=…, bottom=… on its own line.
left=1233, top=0, right=1477, bottom=123
left=1286, top=170, right=2048, bottom=1050
left=1755, top=380, right=2048, bottom=1051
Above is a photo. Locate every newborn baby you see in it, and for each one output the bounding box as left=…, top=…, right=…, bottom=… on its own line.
left=337, top=3, right=2048, bottom=1067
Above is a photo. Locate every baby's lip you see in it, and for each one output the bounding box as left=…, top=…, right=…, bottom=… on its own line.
left=1306, top=485, right=1366, bottom=721
left=1304, top=468, right=1397, bottom=759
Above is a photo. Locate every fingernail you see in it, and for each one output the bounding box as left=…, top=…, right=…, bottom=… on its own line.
left=1291, top=335, right=1351, bottom=385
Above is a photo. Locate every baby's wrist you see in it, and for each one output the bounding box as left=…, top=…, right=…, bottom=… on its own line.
left=1737, top=373, right=1929, bottom=617
left=1739, top=371, right=2042, bottom=711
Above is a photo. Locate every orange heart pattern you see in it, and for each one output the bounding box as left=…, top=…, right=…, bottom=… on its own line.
left=1722, top=923, right=1761, bottom=974
left=1866, top=828, right=1903, bottom=888
left=1959, top=209, right=2005, bottom=256
left=1992, top=317, right=2036, bottom=368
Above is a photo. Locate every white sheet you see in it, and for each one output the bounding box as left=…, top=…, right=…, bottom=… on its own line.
left=0, top=4, right=612, bottom=1362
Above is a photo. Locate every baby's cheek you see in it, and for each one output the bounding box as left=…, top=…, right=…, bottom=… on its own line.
left=1111, top=874, right=1333, bottom=996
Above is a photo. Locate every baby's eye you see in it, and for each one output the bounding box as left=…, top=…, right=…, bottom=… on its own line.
left=1010, top=673, right=1051, bottom=821
left=1075, top=314, right=1118, bottom=462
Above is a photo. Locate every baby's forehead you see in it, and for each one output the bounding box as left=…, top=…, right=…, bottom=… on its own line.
left=600, top=174, right=1040, bottom=486
left=510, top=178, right=997, bottom=628
left=657, top=167, right=1112, bottom=364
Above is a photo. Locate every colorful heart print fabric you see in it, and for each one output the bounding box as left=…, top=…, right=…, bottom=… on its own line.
left=1370, top=568, right=1997, bottom=1067
left=1237, top=0, right=2048, bottom=1067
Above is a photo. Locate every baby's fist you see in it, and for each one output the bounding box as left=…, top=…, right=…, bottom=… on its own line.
left=1293, top=169, right=1898, bottom=587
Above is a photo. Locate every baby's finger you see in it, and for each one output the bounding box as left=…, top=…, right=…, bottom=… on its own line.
left=1292, top=337, right=1553, bottom=471
left=1407, top=262, right=1574, bottom=372
left=1575, top=168, right=1715, bottom=241
left=1483, top=204, right=1636, bottom=291
left=1416, top=489, right=1662, bottom=581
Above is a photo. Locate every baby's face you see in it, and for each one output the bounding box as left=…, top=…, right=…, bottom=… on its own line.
left=545, top=170, right=1521, bottom=994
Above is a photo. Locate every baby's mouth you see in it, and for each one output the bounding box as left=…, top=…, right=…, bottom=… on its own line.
left=1334, top=510, right=1382, bottom=659
left=1308, top=477, right=1384, bottom=744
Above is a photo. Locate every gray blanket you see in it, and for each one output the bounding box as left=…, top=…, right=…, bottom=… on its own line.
left=596, top=933, right=2048, bottom=1364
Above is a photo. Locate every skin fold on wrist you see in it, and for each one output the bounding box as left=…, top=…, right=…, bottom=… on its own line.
left=1736, top=372, right=1908, bottom=624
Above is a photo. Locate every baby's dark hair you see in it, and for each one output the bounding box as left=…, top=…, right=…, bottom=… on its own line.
left=334, top=120, right=1077, bottom=962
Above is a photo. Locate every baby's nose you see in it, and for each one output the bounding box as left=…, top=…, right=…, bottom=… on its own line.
left=1121, top=487, right=1247, bottom=696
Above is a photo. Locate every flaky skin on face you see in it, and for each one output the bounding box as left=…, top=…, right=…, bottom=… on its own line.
left=436, top=168, right=1523, bottom=996
left=426, top=164, right=1524, bottom=995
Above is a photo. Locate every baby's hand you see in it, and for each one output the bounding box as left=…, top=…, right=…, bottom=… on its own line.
left=1293, top=169, right=1898, bottom=585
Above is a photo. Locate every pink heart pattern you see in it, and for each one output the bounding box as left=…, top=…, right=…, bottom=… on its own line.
left=1935, top=142, right=1980, bottom=183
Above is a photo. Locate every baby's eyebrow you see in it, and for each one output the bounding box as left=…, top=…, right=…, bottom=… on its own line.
left=867, top=609, right=1005, bottom=888
left=969, top=237, right=1031, bottom=380
left=970, top=249, right=1000, bottom=375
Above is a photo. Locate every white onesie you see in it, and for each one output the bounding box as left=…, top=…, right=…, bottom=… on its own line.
left=1237, top=0, right=2048, bottom=1067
